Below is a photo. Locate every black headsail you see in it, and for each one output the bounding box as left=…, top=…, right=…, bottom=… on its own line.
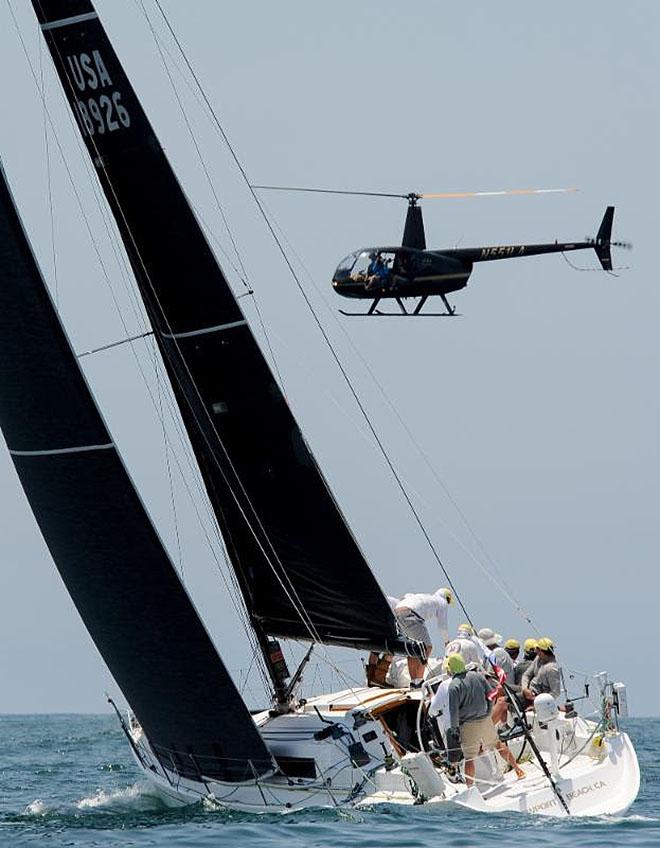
left=31, top=0, right=416, bottom=695
left=0, top=162, right=274, bottom=782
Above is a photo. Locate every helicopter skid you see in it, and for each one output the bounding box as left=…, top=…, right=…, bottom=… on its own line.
left=339, top=309, right=460, bottom=317
left=339, top=292, right=457, bottom=317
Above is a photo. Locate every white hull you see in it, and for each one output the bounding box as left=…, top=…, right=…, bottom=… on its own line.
left=127, top=686, right=640, bottom=818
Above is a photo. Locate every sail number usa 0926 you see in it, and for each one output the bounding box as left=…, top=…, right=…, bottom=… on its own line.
left=66, top=50, right=130, bottom=136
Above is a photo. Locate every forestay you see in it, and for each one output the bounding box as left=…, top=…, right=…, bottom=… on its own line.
left=31, top=0, right=415, bottom=655
left=0, top=162, right=275, bottom=782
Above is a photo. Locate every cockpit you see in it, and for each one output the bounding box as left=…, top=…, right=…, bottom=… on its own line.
left=333, top=249, right=399, bottom=285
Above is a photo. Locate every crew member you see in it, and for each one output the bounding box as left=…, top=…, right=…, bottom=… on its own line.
left=513, top=639, right=538, bottom=689
left=521, top=637, right=562, bottom=703
left=504, top=639, right=520, bottom=664
left=444, top=623, right=482, bottom=667
left=478, top=628, right=514, bottom=679
left=478, top=628, right=515, bottom=726
left=428, top=674, right=452, bottom=742
left=394, top=588, right=453, bottom=688
left=444, top=654, right=524, bottom=785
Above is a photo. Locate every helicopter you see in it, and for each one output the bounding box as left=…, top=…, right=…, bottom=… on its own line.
left=253, top=185, right=630, bottom=316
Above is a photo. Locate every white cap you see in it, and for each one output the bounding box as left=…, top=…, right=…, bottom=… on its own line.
left=478, top=627, right=502, bottom=648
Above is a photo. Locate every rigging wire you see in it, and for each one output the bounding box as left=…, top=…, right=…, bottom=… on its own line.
left=142, top=13, right=629, bottom=644
left=134, top=0, right=288, bottom=395
left=135, top=0, right=249, bottom=289
left=6, top=0, right=273, bottom=695
left=28, top=3, right=348, bottom=685
left=257, top=199, right=542, bottom=632
left=189, top=199, right=287, bottom=394
left=23, top=1, right=512, bottom=698
left=36, top=23, right=59, bottom=306
left=149, top=0, right=476, bottom=627
left=15, top=0, right=520, bottom=708
left=64, top=2, right=391, bottom=698
left=6, top=0, right=360, bottom=708
left=77, top=330, right=154, bottom=358
left=14, top=10, right=605, bottom=809
left=149, top=336, right=184, bottom=579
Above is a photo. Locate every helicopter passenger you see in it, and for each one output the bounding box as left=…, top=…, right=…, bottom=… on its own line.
left=365, top=252, right=390, bottom=289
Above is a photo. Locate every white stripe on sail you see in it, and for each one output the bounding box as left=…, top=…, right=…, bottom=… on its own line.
left=161, top=319, right=247, bottom=339
left=10, top=442, right=114, bottom=457
left=40, top=12, right=99, bottom=31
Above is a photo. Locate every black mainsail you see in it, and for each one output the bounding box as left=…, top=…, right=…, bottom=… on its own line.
left=31, top=0, right=415, bottom=676
left=0, top=162, right=274, bottom=782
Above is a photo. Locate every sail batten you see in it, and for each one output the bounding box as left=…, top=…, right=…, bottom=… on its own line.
left=0, top=163, right=274, bottom=782
left=31, top=0, right=415, bottom=659
left=161, top=320, right=248, bottom=339
left=9, top=442, right=115, bottom=456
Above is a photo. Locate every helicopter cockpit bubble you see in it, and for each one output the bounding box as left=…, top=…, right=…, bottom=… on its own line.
left=334, top=250, right=360, bottom=277
left=333, top=249, right=398, bottom=283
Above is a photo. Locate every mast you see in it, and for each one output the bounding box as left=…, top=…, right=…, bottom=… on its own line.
left=0, top=160, right=275, bottom=781
left=31, top=0, right=421, bottom=705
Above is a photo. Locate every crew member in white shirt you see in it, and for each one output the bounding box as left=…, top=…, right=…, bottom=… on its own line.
left=444, top=623, right=483, bottom=668
left=428, top=674, right=452, bottom=740
left=394, top=588, right=453, bottom=687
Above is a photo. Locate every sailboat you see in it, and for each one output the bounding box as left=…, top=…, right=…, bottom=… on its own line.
left=0, top=0, right=640, bottom=816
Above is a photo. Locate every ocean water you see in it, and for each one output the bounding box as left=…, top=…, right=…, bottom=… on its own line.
left=0, top=715, right=657, bottom=847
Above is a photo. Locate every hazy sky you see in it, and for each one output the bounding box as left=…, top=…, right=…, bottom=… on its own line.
left=0, top=1, right=657, bottom=715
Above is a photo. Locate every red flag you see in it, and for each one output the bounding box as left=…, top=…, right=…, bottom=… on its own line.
left=487, top=663, right=507, bottom=702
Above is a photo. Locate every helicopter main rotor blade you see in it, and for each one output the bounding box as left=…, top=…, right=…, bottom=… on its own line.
left=251, top=185, right=578, bottom=203
left=251, top=185, right=408, bottom=199
left=421, top=187, right=578, bottom=199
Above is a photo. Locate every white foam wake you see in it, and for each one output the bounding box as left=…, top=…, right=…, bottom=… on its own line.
left=76, top=782, right=163, bottom=812
left=23, top=799, right=48, bottom=816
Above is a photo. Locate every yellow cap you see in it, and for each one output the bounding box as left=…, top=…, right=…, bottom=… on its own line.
left=445, top=653, right=466, bottom=675
left=458, top=622, right=474, bottom=634
left=504, top=639, right=520, bottom=650
left=536, top=637, right=554, bottom=652
left=523, top=638, right=538, bottom=653
left=438, top=587, right=454, bottom=606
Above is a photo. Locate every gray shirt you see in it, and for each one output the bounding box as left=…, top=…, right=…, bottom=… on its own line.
left=448, top=670, right=493, bottom=729
left=521, top=656, right=562, bottom=699
left=513, top=657, right=534, bottom=687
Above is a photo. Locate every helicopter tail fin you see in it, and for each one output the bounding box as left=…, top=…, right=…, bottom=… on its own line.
left=593, top=206, right=614, bottom=271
